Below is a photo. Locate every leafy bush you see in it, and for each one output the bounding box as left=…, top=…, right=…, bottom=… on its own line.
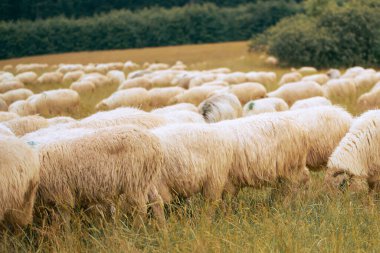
left=250, top=1, right=380, bottom=68
left=0, top=2, right=299, bottom=59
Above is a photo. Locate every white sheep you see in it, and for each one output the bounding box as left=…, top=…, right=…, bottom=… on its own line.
left=70, top=81, right=96, bottom=94
left=198, top=93, right=242, bottom=122
left=148, top=87, right=185, bottom=108
left=229, top=82, right=267, bottom=105
left=118, top=77, right=152, bottom=90
left=297, top=67, right=317, bottom=75
left=107, top=70, right=125, bottom=85
left=302, top=74, right=329, bottom=85
left=62, top=70, right=85, bottom=83
left=151, top=103, right=198, bottom=114
left=0, top=80, right=24, bottom=93
left=0, top=88, right=33, bottom=105
left=326, top=69, right=341, bottom=79
left=290, top=97, right=332, bottom=110
left=2, top=115, right=49, bottom=137
left=15, top=72, right=38, bottom=85
left=8, top=100, right=36, bottom=116
left=243, top=98, right=289, bottom=116
left=96, top=88, right=150, bottom=111
left=37, top=72, right=63, bottom=84
left=279, top=72, right=302, bottom=86
left=325, top=110, right=380, bottom=192
left=0, top=112, right=20, bottom=122
left=246, top=72, right=276, bottom=86
left=322, top=79, right=356, bottom=101
left=169, top=86, right=224, bottom=106
left=357, top=88, right=380, bottom=112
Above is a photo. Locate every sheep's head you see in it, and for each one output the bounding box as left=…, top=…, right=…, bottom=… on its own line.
left=324, top=168, right=368, bottom=193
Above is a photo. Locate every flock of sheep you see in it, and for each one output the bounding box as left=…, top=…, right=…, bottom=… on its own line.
left=0, top=60, right=380, bottom=229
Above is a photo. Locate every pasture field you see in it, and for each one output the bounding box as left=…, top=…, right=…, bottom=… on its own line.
left=0, top=41, right=379, bottom=253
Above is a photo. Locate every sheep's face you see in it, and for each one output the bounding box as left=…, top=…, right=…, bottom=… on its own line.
left=324, top=168, right=368, bottom=193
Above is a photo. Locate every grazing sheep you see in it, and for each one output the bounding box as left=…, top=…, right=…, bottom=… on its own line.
left=37, top=72, right=63, bottom=84
left=96, top=88, right=150, bottom=111
left=0, top=80, right=24, bottom=93
left=229, top=82, right=267, bottom=105
left=150, top=71, right=176, bottom=87
left=3, top=115, right=49, bottom=137
left=357, top=88, right=380, bottom=112
left=118, top=77, right=152, bottom=90
left=8, top=100, right=36, bottom=116
left=169, top=86, right=224, bottom=106
left=325, top=110, right=380, bottom=192
left=326, top=69, right=341, bottom=79
left=57, top=64, right=83, bottom=74
left=322, top=79, right=356, bottom=101
left=0, top=88, right=33, bottom=105
left=0, top=135, right=40, bottom=228
left=15, top=72, right=38, bottom=85
left=354, top=72, right=378, bottom=92
left=151, top=103, right=198, bottom=114
left=80, top=73, right=110, bottom=88
left=267, top=81, right=324, bottom=106
left=31, top=126, right=163, bottom=224
left=27, top=89, right=80, bottom=115
left=281, top=106, right=353, bottom=170
left=107, top=70, right=125, bottom=85
left=302, top=74, right=329, bottom=85
left=265, top=56, right=278, bottom=65
left=246, top=72, right=276, bottom=86
left=298, top=67, right=317, bottom=75
left=62, top=71, right=85, bottom=83
left=0, top=98, right=7, bottom=111
left=70, top=81, right=96, bottom=94
left=0, top=112, right=20, bottom=122
left=189, top=74, right=216, bottom=88
left=220, top=72, right=247, bottom=85
left=243, top=98, right=289, bottom=116
left=290, top=97, right=332, bottom=110
left=279, top=72, right=302, bottom=86
left=148, top=87, right=185, bottom=108
left=123, top=61, right=140, bottom=72
left=198, top=93, right=242, bottom=123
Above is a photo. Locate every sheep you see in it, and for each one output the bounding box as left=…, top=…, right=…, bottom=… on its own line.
left=148, top=87, right=185, bottom=108
left=2, top=115, right=49, bottom=137
left=220, top=72, right=247, bottom=85
left=96, top=88, right=150, bottom=111
left=28, top=126, right=163, bottom=225
left=170, top=72, right=196, bottom=88
left=151, top=103, right=198, bottom=114
left=326, top=69, right=341, bottom=79
left=243, top=97, right=289, bottom=116
left=202, top=80, right=229, bottom=87
left=118, top=77, right=152, bottom=90
left=15, top=72, right=38, bottom=85
left=47, top=116, right=76, bottom=126
left=8, top=100, right=36, bottom=116
left=123, top=61, right=140, bottom=72
left=0, top=80, right=24, bottom=93
left=159, top=110, right=205, bottom=124
left=0, top=135, right=40, bottom=228
left=150, top=71, right=176, bottom=87
left=0, top=112, right=20, bottom=122
left=324, top=110, right=380, bottom=193
left=169, top=86, right=224, bottom=106
left=16, top=63, right=48, bottom=73
left=80, top=73, right=110, bottom=88
left=357, top=88, right=380, bottom=112
left=281, top=106, right=353, bottom=170
left=297, top=67, right=317, bottom=75
left=0, top=124, right=13, bottom=136
left=279, top=72, right=302, bottom=86
left=290, top=97, right=332, bottom=110
left=127, top=70, right=152, bottom=79
left=147, top=63, right=170, bottom=71
left=0, top=72, right=14, bottom=82
left=229, top=82, right=267, bottom=105
left=62, top=71, right=85, bottom=83
left=322, top=79, right=356, bottom=101
left=267, top=81, right=324, bottom=106
left=107, top=70, right=125, bottom=85
left=189, top=74, right=217, bottom=88
left=198, top=93, right=242, bottom=123
left=27, top=89, right=80, bottom=116
left=170, top=61, right=187, bottom=71
left=0, top=88, right=33, bottom=105
left=246, top=72, right=276, bottom=86
left=354, top=72, right=377, bottom=92
left=265, top=56, right=278, bottom=65
left=302, top=74, right=329, bottom=85
left=0, top=98, right=7, bottom=111
left=57, top=64, right=83, bottom=74
left=70, top=81, right=96, bottom=94
left=37, top=72, right=63, bottom=84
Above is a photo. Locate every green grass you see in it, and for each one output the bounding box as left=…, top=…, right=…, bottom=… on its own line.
left=1, top=41, right=379, bottom=252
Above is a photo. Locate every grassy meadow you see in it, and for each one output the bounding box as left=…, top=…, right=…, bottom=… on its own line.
left=0, top=41, right=378, bottom=252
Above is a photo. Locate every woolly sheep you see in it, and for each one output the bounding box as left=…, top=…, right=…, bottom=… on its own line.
left=0, top=98, right=7, bottom=111
left=229, top=82, right=267, bottom=104
left=302, top=74, right=329, bottom=85
left=159, top=110, right=205, bottom=124
left=151, top=103, right=198, bottom=114
left=96, top=88, right=150, bottom=111
left=268, top=81, right=324, bottom=106
left=265, top=56, right=278, bottom=65
left=127, top=70, right=152, bottom=79
left=148, top=87, right=185, bottom=108
left=202, top=80, right=229, bottom=87
left=220, top=72, right=247, bottom=85
left=325, top=110, right=380, bottom=192
left=118, top=77, right=152, bottom=90
left=47, top=116, right=76, bottom=126
left=15, top=72, right=38, bottom=85
left=123, top=61, right=140, bottom=71
left=243, top=97, right=289, bottom=116
left=62, top=71, right=85, bottom=83
left=322, top=79, right=356, bottom=100
left=357, top=88, right=380, bottom=112
left=57, top=64, right=83, bottom=74
left=246, top=72, right=276, bottom=86
left=107, top=70, right=125, bottom=85
left=80, top=73, right=110, bottom=88
left=30, top=126, right=163, bottom=224
left=16, top=63, right=48, bottom=73
left=354, top=72, right=377, bottom=91
left=37, top=72, right=63, bottom=84
left=298, top=67, right=317, bottom=75
left=0, top=135, right=40, bottom=228
left=0, top=72, right=14, bottom=82
left=8, top=100, right=36, bottom=116
left=199, top=93, right=242, bottom=123
left=189, top=74, right=216, bottom=88
left=70, top=81, right=96, bottom=94
left=279, top=72, right=302, bottom=86
left=0, top=124, right=13, bottom=136
left=0, top=112, right=20, bottom=122
left=3, top=115, right=49, bottom=137
left=326, top=69, right=341, bottom=79
left=169, top=86, right=224, bottom=106
left=0, top=88, right=33, bottom=105
left=27, top=89, right=80, bottom=116
left=290, top=97, right=332, bottom=110
left=281, top=106, right=353, bottom=170
left=150, top=71, right=176, bottom=87
left=0, top=80, right=24, bottom=93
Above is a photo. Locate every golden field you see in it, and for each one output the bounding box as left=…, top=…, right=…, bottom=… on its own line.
left=0, top=41, right=379, bottom=253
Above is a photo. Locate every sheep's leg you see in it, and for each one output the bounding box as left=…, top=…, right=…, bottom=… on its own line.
left=148, top=187, right=166, bottom=228
left=131, top=194, right=148, bottom=230
left=202, top=180, right=225, bottom=217
left=222, top=180, right=239, bottom=213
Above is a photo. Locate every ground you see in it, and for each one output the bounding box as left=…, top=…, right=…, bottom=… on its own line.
left=1, top=41, right=379, bottom=252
